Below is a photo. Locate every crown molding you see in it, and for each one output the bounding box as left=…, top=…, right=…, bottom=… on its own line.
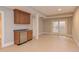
left=43, top=12, right=73, bottom=19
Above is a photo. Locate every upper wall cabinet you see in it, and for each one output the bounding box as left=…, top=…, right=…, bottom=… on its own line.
left=14, top=9, right=30, bottom=24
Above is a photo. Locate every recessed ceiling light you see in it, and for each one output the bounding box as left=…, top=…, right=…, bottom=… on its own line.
left=58, top=8, right=62, bottom=11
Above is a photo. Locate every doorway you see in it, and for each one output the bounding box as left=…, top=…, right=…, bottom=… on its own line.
left=0, top=13, right=2, bottom=48
left=0, top=11, right=4, bottom=48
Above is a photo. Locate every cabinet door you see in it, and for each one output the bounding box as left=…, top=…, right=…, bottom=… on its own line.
left=27, top=14, right=30, bottom=24
left=20, top=32, right=27, bottom=43
left=19, top=12, right=25, bottom=24
left=14, top=9, right=30, bottom=24
left=14, top=10, right=20, bottom=24
left=27, top=30, right=32, bottom=41
left=26, top=14, right=30, bottom=24
left=14, top=32, right=20, bottom=44
left=20, top=12, right=29, bottom=24
left=23, top=13, right=27, bottom=24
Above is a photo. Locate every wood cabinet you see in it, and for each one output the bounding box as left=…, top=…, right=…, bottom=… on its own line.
left=14, top=10, right=20, bottom=24
left=14, top=9, right=30, bottom=24
left=14, top=32, right=20, bottom=44
left=14, top=30, right=32, bottom=45
left=27, top=30, right=32, bottom=41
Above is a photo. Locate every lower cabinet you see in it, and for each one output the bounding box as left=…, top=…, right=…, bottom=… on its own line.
left=14, top=32, right=20, bottom=45
left=27, top=30, right=32, bottom=41
left=14, top=30, right=32, bottom=45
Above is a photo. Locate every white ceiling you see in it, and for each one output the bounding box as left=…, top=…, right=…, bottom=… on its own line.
left=7, top=6, right=76, bottom=16
left=31, top=6, right=76, bottom=16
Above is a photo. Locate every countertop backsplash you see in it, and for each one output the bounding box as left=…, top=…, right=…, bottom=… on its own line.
left=14, top=24, right=33, bottom=30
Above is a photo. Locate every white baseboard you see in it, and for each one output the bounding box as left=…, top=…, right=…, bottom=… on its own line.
left=2, top=42, right=14, bottom=48
left=40, top=32, right=72, bottom=38
left=39, top=32, right=45, bottom=35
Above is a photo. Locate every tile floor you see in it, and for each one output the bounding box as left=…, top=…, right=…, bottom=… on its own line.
left=0, top=34, right=79, bottom=52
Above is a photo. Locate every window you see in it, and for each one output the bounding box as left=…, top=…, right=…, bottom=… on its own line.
left=59, top=21, right=66, bottom=34
left=52, top=21, right=59, bottom=32
left=52, top=20, right=67, bottom=34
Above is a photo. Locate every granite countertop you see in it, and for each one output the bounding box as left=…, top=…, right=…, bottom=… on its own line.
left=14, top=29, right=32, bottom=32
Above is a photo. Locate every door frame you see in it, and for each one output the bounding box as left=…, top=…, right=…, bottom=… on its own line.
left=0, top=11, right=5, bottom=48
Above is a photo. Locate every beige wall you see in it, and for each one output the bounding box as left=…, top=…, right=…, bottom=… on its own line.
left=0, top=7, right=14, bottom=47
left=0, top=6, right=45, bottom=47
left=43, top=17, right=72, bottom=36
left=43, top=19, right=53, bottom=33
left=0, top=14, right=2, bottom=39
left=32, top=14, right=39, bottom=39
left=67, top=17, right=72, bottom=35
left=39, top=17, right=44, bottom=35
left=72, top=8, right=79, bottom=46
